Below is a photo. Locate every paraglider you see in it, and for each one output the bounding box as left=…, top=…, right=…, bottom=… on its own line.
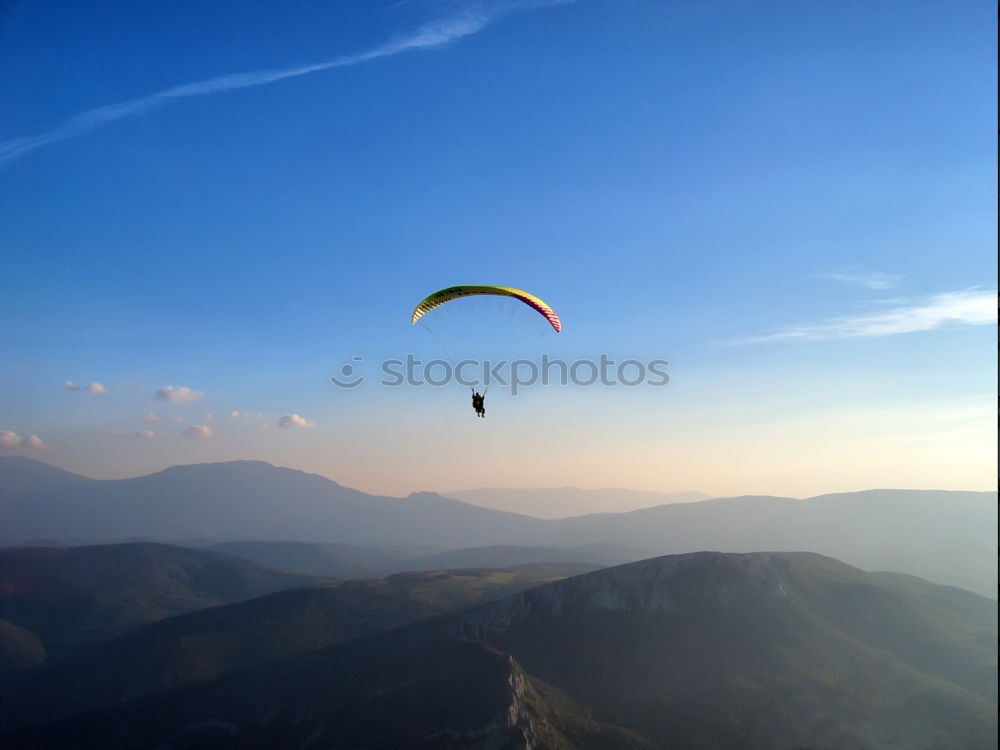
left=410, top=286, right=562, bottom=333
left=412, top=285, right=560, bottom=417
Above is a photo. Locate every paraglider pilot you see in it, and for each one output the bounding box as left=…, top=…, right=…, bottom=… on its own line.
left=471, top=389, right=486, bottom=418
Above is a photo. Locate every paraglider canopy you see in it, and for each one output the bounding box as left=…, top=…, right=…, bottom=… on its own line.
left=411, top=286, right=561, bottom=332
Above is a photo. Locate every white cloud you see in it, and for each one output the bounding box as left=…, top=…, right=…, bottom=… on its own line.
left=228, top=410, right=250, bottom=419
left=173, top=416, right=184, bottom=424
left=25, top=434, right=48, bottom=450
left=1, top=431, right=48, bottom=450
left=183, top=424, right=215, bottom=439
left=278, top=413, right=314, bottom=428
left=101, top=427, right=125, bottom=437
left=154, top=385, right=203, bottom=403
left=0, top=1, right=576, bottom=167
left=0, top=430, right=23, bottom=448
left=206, top=413, right=215, bottom=421
left=65, top=380, right=107, bottom=394
left=814, top=271, right=902, bottom=290
left=135, top=430, right=163, bottom=440
left=735, top=289, right=997, bottom=345
left=144, top=412, right=162, bottom=423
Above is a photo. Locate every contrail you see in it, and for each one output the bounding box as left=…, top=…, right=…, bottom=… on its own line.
left=0, top=1, right=573, bottom=167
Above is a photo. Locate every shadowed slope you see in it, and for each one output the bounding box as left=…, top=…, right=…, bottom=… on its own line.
left=5, top=552, right=995, bottom=749
left=2, top=563, right=599, bottom=727
left=0, top=543, right=320, bottom=660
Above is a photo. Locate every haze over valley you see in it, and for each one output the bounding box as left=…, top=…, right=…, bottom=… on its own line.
left=3, top=457, right=995, bottom=597
left=2, top=458, right=996, bottom=746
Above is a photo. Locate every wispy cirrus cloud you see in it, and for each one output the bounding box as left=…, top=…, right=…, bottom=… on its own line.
left=813, top=271, right=902, bottom=290
left=0, top=0, right=574, bottom=167
left=733, top=288, right=996, bottom=345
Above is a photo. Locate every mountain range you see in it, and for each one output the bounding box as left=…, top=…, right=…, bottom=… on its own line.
left=4, top=551, right=995, bottom=749
left=445, top=486, right=710, bottom=518
left=205, top=540, right=655, bottom=578
left=1, top=456, right=996, bottom=596
left=1, top=543, right=598, bottom=728
left=0, top=542, right=320, bottom=667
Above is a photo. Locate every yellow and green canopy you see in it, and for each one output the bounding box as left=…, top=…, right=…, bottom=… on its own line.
left=411, top=286, right=561, bottom=332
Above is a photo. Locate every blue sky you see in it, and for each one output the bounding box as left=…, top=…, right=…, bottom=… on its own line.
left=1, top=0, right=995, bottom=497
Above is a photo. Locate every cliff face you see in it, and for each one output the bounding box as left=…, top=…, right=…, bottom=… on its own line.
left=480, top=656, right=548, bottom=750
left=487, top=653, right=651, bottom=750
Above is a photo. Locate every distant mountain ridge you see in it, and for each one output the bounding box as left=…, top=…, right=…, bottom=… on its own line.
left=207, top=540, right=656, bottom=578
left=0, top=458, right=540, bottom=548
left=1, top=457, right=995, bottom=596
left=445, top=486, right=710, bottom=518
